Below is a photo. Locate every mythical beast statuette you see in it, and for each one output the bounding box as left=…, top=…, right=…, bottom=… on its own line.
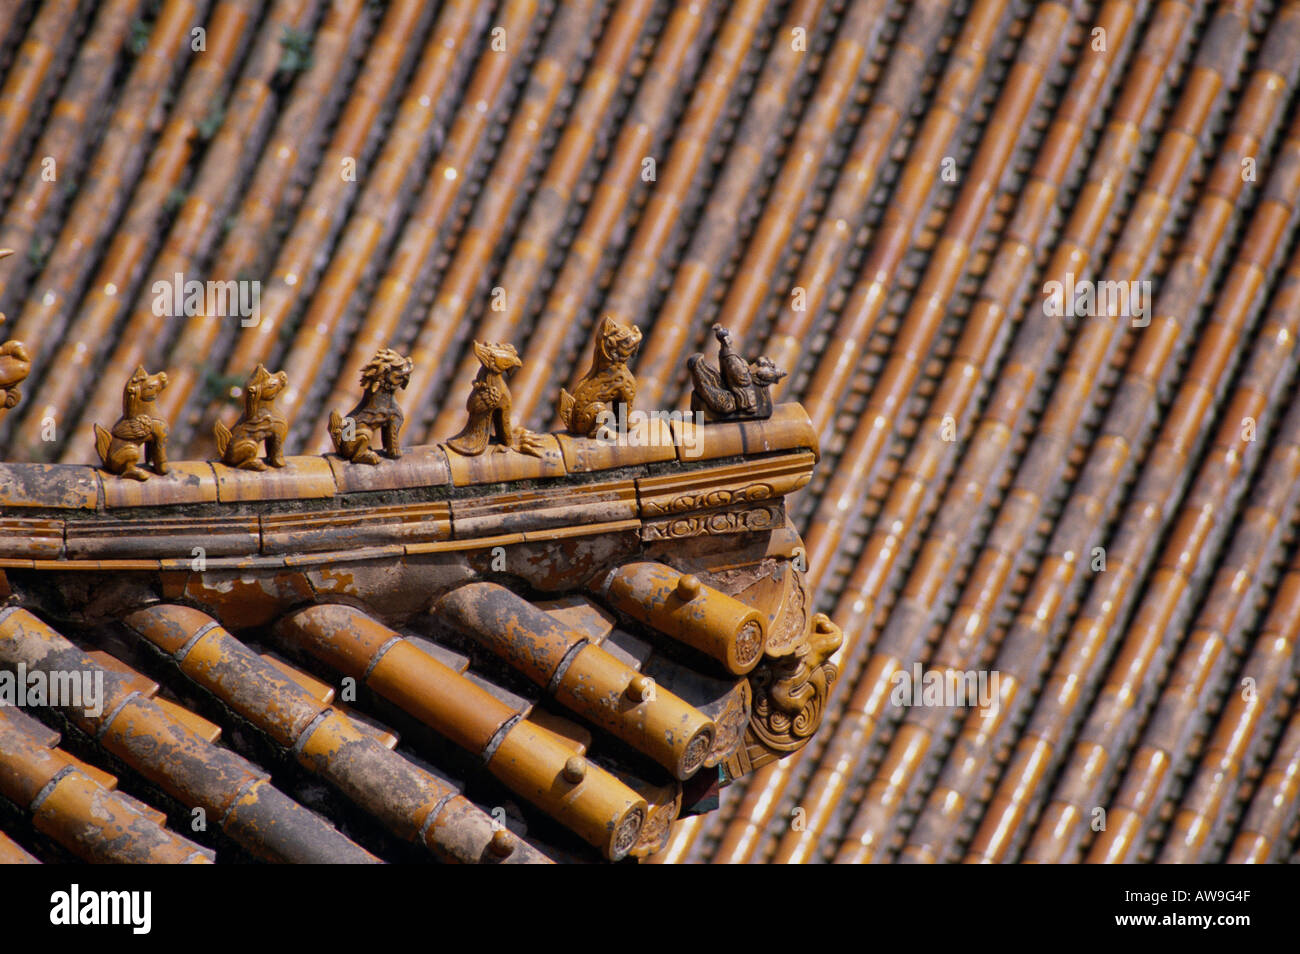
left=557, top=315, right=642, bottom=437
left=446, top=341, right=544, bottom=457
left=329, top=348, right=413, bottom=464
left=0, top=336, right=28, bottom=419
left=93, top=366, right=170, bottom=480
left=215, top=364, right=289, bottom=470
left=0, top=249, right=30, bottom=420
left=745, top=612, right=842, bottom=763
left=688, top=324, right=787, bottom=421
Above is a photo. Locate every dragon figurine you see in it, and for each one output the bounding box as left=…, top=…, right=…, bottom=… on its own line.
left=215, top=364, right=289, bottom=470
left=93, top=366, right=170, bottom=481
left=329, top=348, right=413, bottom=465
left=687, top=325, right=787, bottom=421
left=557, top=315, right=642, bottom=438
left=747, top=613, right=842, bottom=759
left=446, top=341, right=544, bottom=457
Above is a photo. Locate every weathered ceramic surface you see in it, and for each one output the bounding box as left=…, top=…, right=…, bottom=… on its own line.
left=3, top=0, right=1296, bottom=867
left=1, top=403, right=832, bottom=862
left=0, top=405, right=816, bottom=559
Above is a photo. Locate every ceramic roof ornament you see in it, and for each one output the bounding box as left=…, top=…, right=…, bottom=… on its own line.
left=93, top=365, right=170, bottom=481
left=215, top=364, right=289, bottom=470
left=558, top=314, right=642, bottom=437
left=0, top=0, right=1292, bottom=869
left=0, top=337, right=28, bottom=421
left=747, top=613, right=842, bottom=762
left=329, top=348, right=413, bottom=465
left=688, top=324, right=787, bottom=421
left=0, top=249, right=30, bottom=421
left=446, top=341, right=544, bottom=457
left=0, top=399, right=830, bottom=860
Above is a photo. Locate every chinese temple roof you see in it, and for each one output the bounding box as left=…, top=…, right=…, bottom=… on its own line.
left=1, top=0, right=1299, bottom=864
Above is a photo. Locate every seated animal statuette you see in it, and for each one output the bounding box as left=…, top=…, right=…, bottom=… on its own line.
left=557, top=315, right=642, bottom=438
left=215, top=364, right=289, bottom=470
left=446, top=341, right=544, bottom=457
left=94, top=366, right=170, bottom=481
left=0, top=249, right=30, bottom=420
left=329, top=348, right=413, bottom=465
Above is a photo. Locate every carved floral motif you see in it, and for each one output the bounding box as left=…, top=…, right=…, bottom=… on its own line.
left=640, top=503, right=783, bottom=541
left=634, top=801, right=674, bottom=856
left=708, top=680, right=752, bottom=765
left=642, top=482, right=776, bottom=516
left=765, top=562, right=808, bottom=656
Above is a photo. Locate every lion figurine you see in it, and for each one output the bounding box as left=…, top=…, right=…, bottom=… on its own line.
left=0, top=338, right=28, bottom=418
left=93, top=366, right=170, bottom=481
left=214, top=364, right=289, bottom=470
left=329, top=348, right=413, bottom=465
left=557, top=315, right=642, bottom=438
left=0, top=248, right=30, bottom=419
left=445, top=341, right=543, bottom=457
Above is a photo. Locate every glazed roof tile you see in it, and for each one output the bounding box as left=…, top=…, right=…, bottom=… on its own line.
left=0, top=0, right=1298, bottom=863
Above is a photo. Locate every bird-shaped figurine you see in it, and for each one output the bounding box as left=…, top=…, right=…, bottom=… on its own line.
left=687, top=325, right=787, bottom=421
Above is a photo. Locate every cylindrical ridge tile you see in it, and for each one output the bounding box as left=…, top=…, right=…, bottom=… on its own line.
left=0, top=709, right=209, bottom=864
left=123, top=604, right=548, bottom=863
left=597, top=562, right=765, bottom=675
left=0, top=606, right=378, bottom=863
left=487, top=719, right=647, bottom=861
left=278, top=602, right=647, bottom=859
left=437, top=583, right=716, bottom=780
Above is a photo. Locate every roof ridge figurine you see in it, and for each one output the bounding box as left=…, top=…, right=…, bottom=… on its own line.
left=215, top=364, right=289, bottom=470
left=688, top=324, right=787, bottom=421
left=557, top=314, right=642, bottom=437
left=446, top=341, right=544, bottom=457
left=93, top=365, right=170, bottom=481
left=0, top=249, right=30, bottom=422
left=329, top=348, right=413, bottom=465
